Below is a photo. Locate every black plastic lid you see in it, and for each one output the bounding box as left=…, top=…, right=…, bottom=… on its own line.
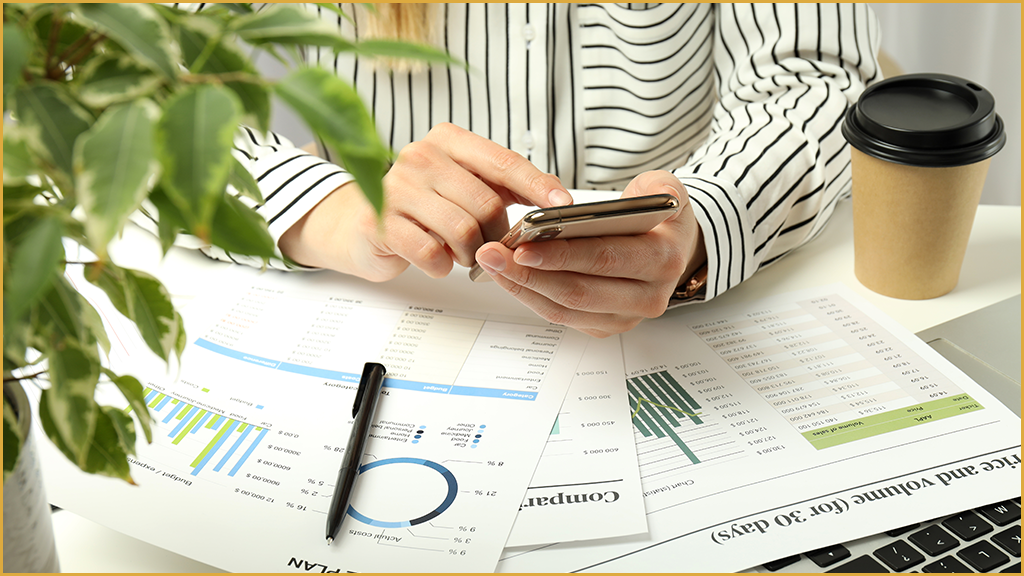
left=842, top=73, right=1005, bottom=167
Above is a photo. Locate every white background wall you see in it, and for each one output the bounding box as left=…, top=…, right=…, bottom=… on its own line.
left=262, top=4, right=1022, bottom=206
left=870, top=3, right=1021, bottom=205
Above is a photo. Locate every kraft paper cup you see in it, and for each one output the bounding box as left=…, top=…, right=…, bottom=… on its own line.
left=842, top=74, right=1005, bottom=300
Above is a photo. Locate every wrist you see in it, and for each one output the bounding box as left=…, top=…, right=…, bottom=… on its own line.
left=279, top=182, right=366, bottom=272
left=672, top=211, right=708, bottom=302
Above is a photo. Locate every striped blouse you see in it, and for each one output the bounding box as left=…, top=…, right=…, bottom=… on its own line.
left=196, top=3, right=882, bottom=305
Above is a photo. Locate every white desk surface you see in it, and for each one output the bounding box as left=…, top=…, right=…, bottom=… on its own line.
left=49, top=197, right=1021, bottom=573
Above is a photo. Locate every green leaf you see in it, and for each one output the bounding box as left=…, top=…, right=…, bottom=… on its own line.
left=173, top=313, right=187, bottom=360
left=5, top=214, right=65, bottom=322
left=101, top=406, right=137, bottom=457
left=3, top=182, right=46, bottom=211
left=231, top=4, right=351, bottom=48
left=33, top=275, right=110, bottom=360
left=3, top=395, right=23, bottom=483
left=73, top=3, right=179, bottom=81
left=38, top=390, right=134, bottom=483
left=76, top=55, right=164, bottom=109
left=208, top=193, right=276, bottom=259
left=74, top=99, right=161, bottom=256
left=42, top=338, right=101, bottom=467
left=335, top=151, right=388, bottom=215
left=274, top=68, right=388, bottom=213
left=147, top=185, right=185, bottom=255
left=177, top=15, right=271, bottom=133
left=84, top=408, right=136, bottom=482
left=349, top=39, right=463, bottom=68
left=12, top=83, right=94, bottom=180
left=103, top=369, right=152, bottom=444
left=86, top=264, right=181, bottom=363
left=228, top=157, right=264, bottom=204
left=3, top=23, right=30, bottom=107
left=2, top=131, right=36, bottom=184
left=155, top=84, right=242, bottom=239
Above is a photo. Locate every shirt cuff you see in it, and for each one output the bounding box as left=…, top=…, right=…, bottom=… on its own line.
left=249, top=147, right=355, bottom=251
left=669, top=172, right=756, bottom=307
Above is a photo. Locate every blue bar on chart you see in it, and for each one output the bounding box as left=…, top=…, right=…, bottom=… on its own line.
left=129, top=388, right=267, bottom=477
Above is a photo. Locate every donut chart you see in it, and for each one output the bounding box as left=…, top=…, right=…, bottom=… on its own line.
left=347, top=457, right=459, bottom=528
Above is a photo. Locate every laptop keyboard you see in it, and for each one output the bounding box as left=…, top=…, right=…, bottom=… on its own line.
left=755, top=498, right=1021, bottom=573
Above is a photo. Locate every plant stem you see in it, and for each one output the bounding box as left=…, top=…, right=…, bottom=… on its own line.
left=4, top=369, right=48, bottom=384
left=44, top=12, right=64, bottom=76
left=60, top=33, right=106, bottom=77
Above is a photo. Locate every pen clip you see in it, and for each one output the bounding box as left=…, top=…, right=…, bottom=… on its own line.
left=351, top=376, right=367, bottom=419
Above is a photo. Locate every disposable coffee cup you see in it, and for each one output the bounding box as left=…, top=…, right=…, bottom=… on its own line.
left=842, top=73, right=1005, bottom=299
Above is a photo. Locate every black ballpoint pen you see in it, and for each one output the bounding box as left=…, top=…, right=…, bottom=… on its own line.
left=325, top=362, right=386, bottom=546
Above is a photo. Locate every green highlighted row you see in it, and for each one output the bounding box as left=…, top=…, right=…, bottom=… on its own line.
left=803, top=394, right=984, bottom=449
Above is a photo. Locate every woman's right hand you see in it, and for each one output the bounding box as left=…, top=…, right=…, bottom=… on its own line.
left=279, top=123, right=572, bottom=281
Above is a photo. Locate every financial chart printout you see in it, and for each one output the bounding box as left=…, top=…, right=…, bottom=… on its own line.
left=500, top=285, right=1020, bottom=573
left=42, top=266, right=588, bottom=573
left=506, top=335, right=647, bottom=547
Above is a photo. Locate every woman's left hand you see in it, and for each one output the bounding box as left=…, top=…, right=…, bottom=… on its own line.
left=473, top=171, right=706, bottom=338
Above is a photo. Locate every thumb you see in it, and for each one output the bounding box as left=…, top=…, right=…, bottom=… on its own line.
left=621, top=170, right=688, bottom=222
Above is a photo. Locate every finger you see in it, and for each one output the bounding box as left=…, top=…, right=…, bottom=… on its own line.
left=382, top=215, right=455, bottom=279
left=512, top=233, right=685, bottom=282
left=621, top=172, right=688, bottom=223
left=388, top=141, right=521, bottom=264
left=483, top=267, right=640, bottom=338
left=427, top=123, right=573, bottom=209
left=477, top=243, right=665, bottom=317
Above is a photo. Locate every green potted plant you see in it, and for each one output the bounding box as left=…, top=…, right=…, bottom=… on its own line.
left=3, top=3, right=452, bottom=570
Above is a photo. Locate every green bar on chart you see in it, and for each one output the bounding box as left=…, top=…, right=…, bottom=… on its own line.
left=173, top=409, right=208, bottom=445
left=191, top=419, right=235, bottom=467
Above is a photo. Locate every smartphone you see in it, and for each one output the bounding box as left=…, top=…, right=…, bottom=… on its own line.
left=469, top=193, right=680, bottom=281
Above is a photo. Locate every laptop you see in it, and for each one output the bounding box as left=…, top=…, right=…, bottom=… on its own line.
left=750, top=295, right=1022, bottom=573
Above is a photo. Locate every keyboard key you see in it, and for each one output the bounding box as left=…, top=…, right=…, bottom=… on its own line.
left=957, top=540, right=1010, bottom=572
left=909, top=526, right=959, bottom=556
left=874, top=539, right=925, bottom=571
left=1001, top=562, right=1021, bottom=573
left=806, top=544, right=852, bottom=567
left=827, top=555, right=888, bottom=573
left=943, top=510, right=994, bottom=541
left=992, top=526, right=1021, bottom=557
left=761, top=555, right=801, bottom=571
left=979, top=500, right=1022, bottom=527
left=886, top=523, right=921, bottom=537
left=922, top=555, right=971, bottom=573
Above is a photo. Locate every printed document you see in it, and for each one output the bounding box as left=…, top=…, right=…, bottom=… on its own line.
left=43, top=266, right=591, bottom=572
left=499, top=284, right=1021, bottom=572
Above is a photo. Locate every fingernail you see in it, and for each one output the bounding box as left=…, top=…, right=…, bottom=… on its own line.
left=548, top=189, right=573, bottom=207
left=514, top=250, right=542, bottom=267
left=476, top=249, right=505, bottom=273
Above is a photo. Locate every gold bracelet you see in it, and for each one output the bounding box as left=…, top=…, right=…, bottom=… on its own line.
left=672, top=262, right=708, bottom=302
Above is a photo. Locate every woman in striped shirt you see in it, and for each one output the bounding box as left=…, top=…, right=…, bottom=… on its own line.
left=226, top=4, right=882, bottom=337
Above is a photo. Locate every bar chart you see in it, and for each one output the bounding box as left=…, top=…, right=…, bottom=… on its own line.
left=131, top=387, right=268, bottom=477
left=627, top=371, right=705, bottom=465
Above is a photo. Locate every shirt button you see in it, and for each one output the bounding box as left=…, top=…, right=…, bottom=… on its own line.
left=522, top=131, right=534, bottom=149
left=523, top=24, right=536, bottom=41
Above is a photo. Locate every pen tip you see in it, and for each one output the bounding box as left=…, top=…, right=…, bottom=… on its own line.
left=326, top=537, right=333, bottom=546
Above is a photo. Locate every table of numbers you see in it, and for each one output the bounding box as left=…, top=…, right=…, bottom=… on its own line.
left=689, top=294, right=985, bottom=449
